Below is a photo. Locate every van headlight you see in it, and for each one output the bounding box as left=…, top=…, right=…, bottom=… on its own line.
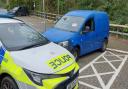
left=58, top=41, right=69, bottom=47
left=24, top=69, right=63, bottom=86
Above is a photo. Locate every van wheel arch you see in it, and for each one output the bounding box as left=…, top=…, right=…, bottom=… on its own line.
left=72, top=45, right=80, bottom=61
left=104, top=37, right=108, bottom=43
left=75, top=45, right=80, bottom=51
left=100, top=38, right=108, bottom=52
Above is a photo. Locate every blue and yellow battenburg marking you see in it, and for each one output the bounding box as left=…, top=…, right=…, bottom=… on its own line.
left=0, top=47, right=6, bottom=64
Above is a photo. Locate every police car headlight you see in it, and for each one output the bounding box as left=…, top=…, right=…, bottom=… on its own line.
left=58, top=41, right=69, bottom=47
left=24, top=69, right=44, bottom=86
left=24, top=69, right=63, bottom=86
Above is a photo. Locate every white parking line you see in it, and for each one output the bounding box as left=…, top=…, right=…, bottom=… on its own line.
left=79, top=48, right=128, bottom=89
left=103, top=56, right=117, bottom=71
left=105, top=56, right=128, bottom=89
left=94, top=60, right=122, bottom=64
left=108, top=51, right=124, bottom=60
left=91, top=64, right=106, bottom=88
left=79, top=81, right=101, bottom=89
left=79, top=52, right=107, bottom=73
left=107, top=48, right=128, bottom=54
left=79, top=72, right=114, bottom=79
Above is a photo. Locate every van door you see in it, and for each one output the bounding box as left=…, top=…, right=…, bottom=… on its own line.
left=80, top=18, right=97, bottom=54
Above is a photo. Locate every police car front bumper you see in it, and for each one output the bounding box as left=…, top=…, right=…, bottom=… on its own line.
left=16, top=80, right=37, bottom=89
left=16, top=77, right=79, bottom=89
left=55, top=71, right=79, bottom=89
left=16, top=80, right=78, bottom=89
left=15, top=71, right=79, bottom=89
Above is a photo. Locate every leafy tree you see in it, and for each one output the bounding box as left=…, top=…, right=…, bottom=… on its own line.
left=7, top=0, right=128, bottom=24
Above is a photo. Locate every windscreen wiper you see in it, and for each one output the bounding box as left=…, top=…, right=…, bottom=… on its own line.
left=19, top=43, right=43, bottom=50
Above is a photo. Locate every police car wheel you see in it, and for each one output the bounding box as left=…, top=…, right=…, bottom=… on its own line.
left=72, top=47, right=79, bottom=61
left=100, top=40, right=108, bottom=52
left=1, top=76, right=18, bottom=89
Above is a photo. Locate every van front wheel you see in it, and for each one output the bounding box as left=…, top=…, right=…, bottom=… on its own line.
left=0, top=76, right=19, bottom=89
left=100, top=40, right=108, bottom=52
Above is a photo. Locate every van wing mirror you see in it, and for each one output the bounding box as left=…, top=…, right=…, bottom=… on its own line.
left=54, top=16, right=61, bottom=24
left=0, top=41, right=2, bottom=48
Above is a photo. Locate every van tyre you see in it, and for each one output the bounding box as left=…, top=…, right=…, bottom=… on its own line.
left=0, top=76, right=19, bottom=89
left=100, top=39, right=108, bottom=52
left=72, top=47, right=80, bottom=61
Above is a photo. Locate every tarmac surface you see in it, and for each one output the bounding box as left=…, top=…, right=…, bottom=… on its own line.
left=17, top=16, right=128, bottom=89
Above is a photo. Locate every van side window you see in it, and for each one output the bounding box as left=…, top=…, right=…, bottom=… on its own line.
left=83, top=18, right=95, bottom=33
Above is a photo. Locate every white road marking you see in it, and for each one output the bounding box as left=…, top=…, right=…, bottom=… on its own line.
left=94, top=59, right=122, bottom=64
left=104, top=55, right=126, bottom=56
left=103, top=56, right=117, bottom=71
left=79, top=52, right=107, bottom=73
left=104, top=55, right=128, bottom=89
left=79, top=74, right=96, bottom=79
left=108, top=51, right=124, bottom=60
left=79, top=72, right=114, bottom=79
left=107, top=48, right=128, bottom=54
left=91, top=64, right=106, bottom=88
left=79, top=81, right=101, bottom=89
left=94, top=61, right=108, bottom=64
left=79, top=48, right=128, bottom=89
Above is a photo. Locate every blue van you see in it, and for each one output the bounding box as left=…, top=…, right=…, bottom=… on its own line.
left=43, top=10, right=109, bottom=59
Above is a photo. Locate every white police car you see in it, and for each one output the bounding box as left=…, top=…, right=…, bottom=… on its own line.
left=0, top=15, right=79, bottom=89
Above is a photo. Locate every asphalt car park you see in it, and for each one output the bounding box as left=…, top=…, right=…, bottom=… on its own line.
left=17, top=16, right=128, bottom=89
left=79, top=49, right=128, bottom=89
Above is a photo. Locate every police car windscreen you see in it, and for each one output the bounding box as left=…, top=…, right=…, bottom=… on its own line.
left=54, top=16, right=85, bottom=32
left=0, top=23, right=49, bottom=51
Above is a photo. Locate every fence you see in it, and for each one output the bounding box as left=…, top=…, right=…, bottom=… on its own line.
left=110, top=24, right=128, bottom=36
left=32, top=11, right=58, bottom=20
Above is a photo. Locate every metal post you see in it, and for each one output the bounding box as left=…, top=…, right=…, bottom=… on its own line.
left=57, top=0, right=60, bottom=16
left=43, top=0, right=46, bottom=32
left=6, top=0, right=9, bottom=5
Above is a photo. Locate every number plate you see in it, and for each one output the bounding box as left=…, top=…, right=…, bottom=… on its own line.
left=67, top=78, right=77, bottom=89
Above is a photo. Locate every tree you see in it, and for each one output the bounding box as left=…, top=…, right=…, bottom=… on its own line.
left=7, top=0, right=128, bottom=24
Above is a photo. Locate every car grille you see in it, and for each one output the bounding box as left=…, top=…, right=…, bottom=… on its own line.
left=55, top=71, right=79, bottom=89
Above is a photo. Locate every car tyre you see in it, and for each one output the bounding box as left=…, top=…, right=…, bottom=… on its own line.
left=100, top=39, right=108, bottom=52
left=0, top=76, right=19, bottom=89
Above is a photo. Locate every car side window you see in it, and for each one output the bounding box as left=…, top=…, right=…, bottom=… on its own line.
left=82, top=18, right=95, bottom=33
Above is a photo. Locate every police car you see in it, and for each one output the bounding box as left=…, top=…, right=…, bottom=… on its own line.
left=0, top=15, right=79, bottom=89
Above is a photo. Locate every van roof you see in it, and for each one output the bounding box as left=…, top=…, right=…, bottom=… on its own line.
left=66, top=10, right=107, bottom=18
